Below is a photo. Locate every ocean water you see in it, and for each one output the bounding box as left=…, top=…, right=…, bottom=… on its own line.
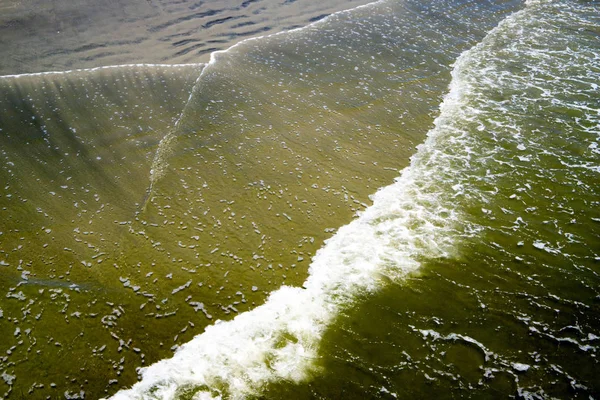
left=0, top=0, right=599, bottom=399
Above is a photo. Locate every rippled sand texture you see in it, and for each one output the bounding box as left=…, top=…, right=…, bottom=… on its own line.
left=0, top=0, right=373, bottom=75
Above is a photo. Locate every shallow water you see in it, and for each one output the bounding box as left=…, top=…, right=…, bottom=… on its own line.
left=1, top=0, right=599, bottom=399
left=0, top=0, right=373, bottom=75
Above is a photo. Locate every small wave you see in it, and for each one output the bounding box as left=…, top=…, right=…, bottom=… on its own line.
left=109, top=2, right=538, bottom=398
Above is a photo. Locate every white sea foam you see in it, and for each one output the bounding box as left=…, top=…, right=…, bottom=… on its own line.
left=110, top=128, right=460, bottom=398
left=108, top=3, right=544, bottom=398
left=109, top=152, right=456, bottom=398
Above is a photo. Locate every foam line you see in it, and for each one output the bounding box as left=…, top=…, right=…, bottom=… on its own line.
left=0, top=63, right=205, bottom=79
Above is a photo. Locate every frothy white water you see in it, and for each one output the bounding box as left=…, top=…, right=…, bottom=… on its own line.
left=109, top=147, right=456, bottom=399
left=110, top=88, right=458, bottom=400
left=109, top=3, right=538, bottom=399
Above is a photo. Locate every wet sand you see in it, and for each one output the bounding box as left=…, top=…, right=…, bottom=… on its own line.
left=0, top=0, right=372, bottom=75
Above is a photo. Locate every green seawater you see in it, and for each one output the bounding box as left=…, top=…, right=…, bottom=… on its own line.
left=1, top=0, right=599, bottom=399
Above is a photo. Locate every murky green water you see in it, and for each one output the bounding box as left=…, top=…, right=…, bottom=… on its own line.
left=1, top=0, right=599, bottom=399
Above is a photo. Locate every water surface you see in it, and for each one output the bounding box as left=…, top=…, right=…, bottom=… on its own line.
left=1, top=0, right=599, bottom=399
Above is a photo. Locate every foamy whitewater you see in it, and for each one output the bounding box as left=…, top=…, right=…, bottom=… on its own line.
left=109, top=3, right=543, bottom=398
